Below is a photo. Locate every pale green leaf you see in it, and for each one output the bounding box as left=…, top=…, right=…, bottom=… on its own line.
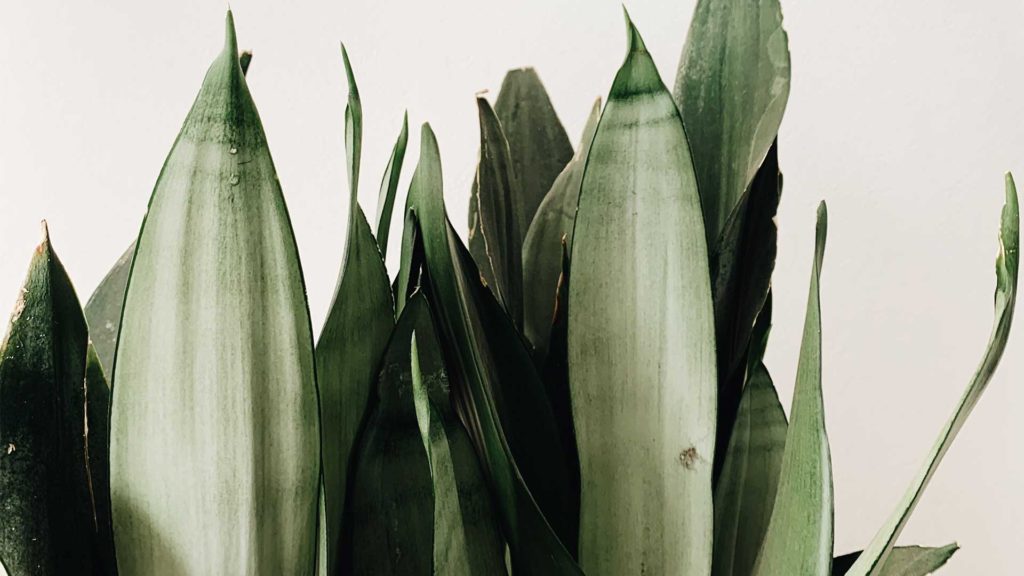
left=752, top=203, right=833, bottom=576
left=673, top=0, right=791, bottom=250
left=110, top=13, right=319, bottom=574
left=845, top=175, right=1018, bottom=576
left=84, top=242, right=133, bottom=376
left=522, top=97, right=601, bottom=359
left=833, top=544, right=958, bottom=576
left=568, top=12, right=716, bottom=574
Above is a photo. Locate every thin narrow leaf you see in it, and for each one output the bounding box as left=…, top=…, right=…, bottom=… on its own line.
left=374, top=112, right=409, bottom=258
left=110, top=13, right=319, bottom=574
left=342, top=43, right=361, bottom=211
left=752, top=203, right=833, bottom=576
left=473, top=97, right=525, bottom=328
left=833, top=544, right=958, bottom=576
left=342, top=296, right=434, bottom=575
left=84, top=242, right=133, bottom=375
left=522, top=98, right=601, bottom=359
left=713, top=294, right=787, bottom=576
left=0, top=230, right=96, bottom=575
left=85, top=344, right=115, bottom=576
left=405, top=124, right=582, bottom=573
left=568, top=13, right=716, bottom=574
left=845, top=175, right=1019, bottom=576
left=712, top=141, right=783, bottom=478
left=316, top=46, right=396, bottom=576
left=85, top=50, right=253, bottom=376
left=469, top=67, right=573, bottom=293
left=673, top=0, right=791, bottom=250
left=410, top=297, right=506, bottom=575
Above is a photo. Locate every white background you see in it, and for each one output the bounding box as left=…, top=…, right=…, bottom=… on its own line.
left=1, top=1, right=1021, bottom=572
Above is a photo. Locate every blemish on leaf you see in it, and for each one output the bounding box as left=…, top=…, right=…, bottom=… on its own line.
left=679, top=446, right=700, bottom=470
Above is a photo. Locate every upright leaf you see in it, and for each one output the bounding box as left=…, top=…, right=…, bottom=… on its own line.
left=752, top=203, right=833, bottom=576
left=832, top=544, right=958, bottom=576
left=713, top=294, right=788, bottom=576
left=845, top=175, right=1019, bottom=576
left=522, top=98, right=601, bottom=359
left=712, top=141, right=783, bottom=477
left=315, top=46, right=395, bottom=576
left=110, top=13, right=320, bottom=574
left=469, top=67, right=573, bottom=293
left=0, top=230, right=96, bottom=575
left=85, top=345, right=116, bottom=576
left=342, top=43, right=361, bottom=206
left=85, top=50, right=254, bottom=376
left=405, top=124, right=582, bottom=574
left=472, top=97, right=525, bottom=327
left=673, top=0, right=791, bottom=250
left=568, top=13, right=716, bottom=575
left=374, top=112, right=409, bottom=258
left=343, top=296, right=434, bottom=576
left=409, top=297, right=507, bottom=575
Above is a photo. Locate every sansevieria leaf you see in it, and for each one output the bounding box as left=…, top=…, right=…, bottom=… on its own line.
left=404, top=124, right=582, bottom=573
left=84, top=344, right=116, bottom=576
left=673, top=0, right=791, bottom=251
left=374, top=112, right=409, bottom=258
left=110, top=13, right=319, bottom=575
left=833, top=544, right=958, bottom=576
left=752, top=203, right=833, bottom=576
left=713, top=294, right=787, bottom=576
left=845, top=175, right=1019, bottom=576
left=316, top=44, right=396, bottom=576
left=522, top=97, right=601, bottom=360
left=568, top=12, right=716, bottom=575
left=0, top=229, right=97, bottom=575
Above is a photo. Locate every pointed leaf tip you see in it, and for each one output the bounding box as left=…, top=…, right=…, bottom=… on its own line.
left=224, top=10, right=238, bottom=54
left=622, top=6, right=648, bottom=54
left=341, top=43, right=358, bottom=97
left=1003, top=173, right=1019, bottom=254
left=815, top=201, right=828, bottom=269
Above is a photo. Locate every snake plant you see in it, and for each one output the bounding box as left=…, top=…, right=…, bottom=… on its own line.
left=0, top=2, right=1017, bottom=575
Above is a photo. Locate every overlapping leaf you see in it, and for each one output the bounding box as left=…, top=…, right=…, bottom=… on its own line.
left=833, top=544, right=958, bottom=576
left=568, top=13, right=716, bottom=574
left=374, top=113, right=409, bottom=258
left=110, top=14, right=319, bottom=574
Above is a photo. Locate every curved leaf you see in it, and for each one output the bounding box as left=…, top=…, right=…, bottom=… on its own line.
left=374, top=112, right=409, bottom=258
left=522, top=98, right=601, bottom=359
left=833, top=544, right=958, bottom=576
left=110, top=13, right=319, bottom=574
left=713, top=294, right=787, bottom=576
left=315, top=46, right=396, bottom=576
left=752, top=203, right=833, bottom=576
left=0, top=230, right=96, bottom=575
left=568, top=13, right=716, bottom=574
left=845, top=175, right=1018, bottom=576
left=405, top=124, right=582, bottom=573
left=673, top=0, right=791, bottom=249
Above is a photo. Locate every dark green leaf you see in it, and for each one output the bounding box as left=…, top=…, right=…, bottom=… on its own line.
left=522, top=98, right=601, bottom=360
left=673, top=0, right=791, bottom=250
left=845, top=175, right=1018, bottom=576
left=84, top=344, right=115, bottom=576
left=568, top=12, right=716, bottom=574
left=752, top=203, right=833, bottom=576
left=110, top=13, right=319, bottom=573
left=374, top=112, right=409, bottom=259
left=405, top=124, right=581, bottom=574
left=0, top=229, right=96, bottom=575
left=833, top=544, right=958, bottom=576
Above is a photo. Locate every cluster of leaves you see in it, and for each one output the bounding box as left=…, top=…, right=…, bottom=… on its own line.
left=0, top=2, right=1018, bottom=576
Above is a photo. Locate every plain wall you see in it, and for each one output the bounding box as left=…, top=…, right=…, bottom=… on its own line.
left=1, top=1, right=1021, bottom=572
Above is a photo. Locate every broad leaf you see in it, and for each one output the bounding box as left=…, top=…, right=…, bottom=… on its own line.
left=374, top=112, right=409, bottom=258
left=404, top=124, right=582, bottom=573
left=409, top=297, right=507, bottom=574
left=110, top=13, right=319, bottom=574
left=342, top=295, right=434, bottom=575
left=845, top=175, right=1018, bottom=576
left=0, top=230, right=97, bottom=575
left=713, top=294, right=787, bottom=576
left=752, top=203, right=833, bottom=576
left=833, top=544, right=958, bottom=576
left=522, top=98, right=601, bottom=359
left=568, top=13, right=716, bottom=574
left=673, top=0, right=791, bottom=250
left=469, top=67, right=573, bottom=294
left=315, top=45, right=396, bottom=576
left=711, top=142, right=782, bottom=477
